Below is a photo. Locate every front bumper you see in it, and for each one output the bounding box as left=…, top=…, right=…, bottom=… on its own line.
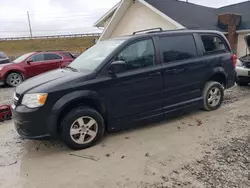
left=236, top=66, right=250, bottom=77
left=12, top=105, right=51, bottom=139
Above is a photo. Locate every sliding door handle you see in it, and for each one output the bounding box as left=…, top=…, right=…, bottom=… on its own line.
left=149, top=72, right=161, bottom=76
left=165, top=69, right=185, bottom=74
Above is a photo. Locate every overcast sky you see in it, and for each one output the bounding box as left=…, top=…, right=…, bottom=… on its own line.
left=0, top=0, right=247, bottom=38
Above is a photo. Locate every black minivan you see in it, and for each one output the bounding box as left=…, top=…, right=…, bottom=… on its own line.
left=12, top=29, right=236, bottom=149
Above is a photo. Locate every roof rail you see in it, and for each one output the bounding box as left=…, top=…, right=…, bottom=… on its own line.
left=133, top=28, right=163, bottom=35
left=46, top=50, right=64, bottom=52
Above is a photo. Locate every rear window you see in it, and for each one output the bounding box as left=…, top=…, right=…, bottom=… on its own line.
left=159, top=35, right=197, bottom=63
left=200, top=35, right=228, bottom=54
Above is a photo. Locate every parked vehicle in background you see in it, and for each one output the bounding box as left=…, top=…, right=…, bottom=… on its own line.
left=12, top=29, right=236, bottom=150
left=0, top=52, right=10, bottom=65
left=0, top=51, right=74, bottom=87
left=236, top=34, right=250, bottom=86
left=0, top=105, right=12, bottom=121
left=71, top=53, right=80, bottom=58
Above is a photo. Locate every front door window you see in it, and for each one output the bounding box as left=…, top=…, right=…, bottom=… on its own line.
left=117, top=39, right=156, bottom=72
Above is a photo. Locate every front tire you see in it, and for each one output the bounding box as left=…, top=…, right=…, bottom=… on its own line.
left=6, top=72, right=23, bottom=87
left=61, top=107, right=105, bottom=150
left=203, top=81, right=224, bottom=111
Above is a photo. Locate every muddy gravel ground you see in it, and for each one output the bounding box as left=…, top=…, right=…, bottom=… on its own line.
left=0, top=86, right=14, bottom=105
left=0, top=85, right=250, bottom=188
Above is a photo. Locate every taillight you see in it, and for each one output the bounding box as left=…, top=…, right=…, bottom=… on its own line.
left=232, top=54, right=237, bottom=67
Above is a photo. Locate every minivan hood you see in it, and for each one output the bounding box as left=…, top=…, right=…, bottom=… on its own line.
left=16, top=69, right=89, bottom=95
left=244, top=34, right=250, bottom=53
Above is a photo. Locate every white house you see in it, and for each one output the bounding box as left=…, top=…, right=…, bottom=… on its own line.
left=94, top=0, right=250, bottom=57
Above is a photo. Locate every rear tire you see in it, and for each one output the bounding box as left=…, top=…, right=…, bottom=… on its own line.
left=6, top=72, right=23, bottom=87
left=236, top=77, right=249, bottom=86
left=203, top=81, right=224, bottom=111
left=61, top=106, right=105, bottom=150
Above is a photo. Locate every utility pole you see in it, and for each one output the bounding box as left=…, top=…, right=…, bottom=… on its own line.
left=27, top=11, right=33, bottom=38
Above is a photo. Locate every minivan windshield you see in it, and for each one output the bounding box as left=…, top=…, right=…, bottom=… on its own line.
left=69, top=39, right=125, bottom=72
left=13, top=52, right=34, bottom=64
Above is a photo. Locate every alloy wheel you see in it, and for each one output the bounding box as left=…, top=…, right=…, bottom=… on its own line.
left=9, top=73, right=22, bottom=86
left=207, top=87, right=221, bottom=107
left=70, top=116, right=98, bottom=144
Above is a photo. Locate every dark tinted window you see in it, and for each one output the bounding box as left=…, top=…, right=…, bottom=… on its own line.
left=117, top=39, right=156, bottom=71
left=31, top=54, right=44, bottom=62
left=200, top=35, right=227, bottom=54
left=44, top=53, right=62, bottom=61
left=160, top=35, right=197, bottom=63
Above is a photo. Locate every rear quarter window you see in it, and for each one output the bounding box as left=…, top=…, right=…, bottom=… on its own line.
left=59, top=52, right=74, bottom=59
left=159, top=35, right=197, bottom=63
left=200, top=34, right=228, bottom=55
left=44, top=53, right=62, bottom=61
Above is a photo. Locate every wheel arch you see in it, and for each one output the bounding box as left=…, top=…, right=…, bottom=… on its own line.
left=49, top=90, right=108, bottom=135
left=205, top=68, right=228, bottom=88
left=4, top=69, right=25, bottom=81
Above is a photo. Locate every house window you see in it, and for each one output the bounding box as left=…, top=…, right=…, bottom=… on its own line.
left=117, top=39, right=156, bottom=71
left=159, top=35, right=197, bottom=63
left=200, top=35, right=227, bottom=54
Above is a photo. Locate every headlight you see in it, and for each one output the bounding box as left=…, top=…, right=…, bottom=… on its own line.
left=0, top=67, right=3, bottom=71
left=22, top=93, right=48, bottom=108
left=236, top=59, right=243, bottom=67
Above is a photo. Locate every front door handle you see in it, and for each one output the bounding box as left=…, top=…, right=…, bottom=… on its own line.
left=149, top=72, right=161, bottom=76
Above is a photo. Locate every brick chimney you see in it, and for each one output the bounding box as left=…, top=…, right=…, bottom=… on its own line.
left=218, top=13, right=241, bottom=53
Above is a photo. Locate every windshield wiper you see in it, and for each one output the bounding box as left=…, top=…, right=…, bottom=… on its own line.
left=64, top=66, right=78, bottom=72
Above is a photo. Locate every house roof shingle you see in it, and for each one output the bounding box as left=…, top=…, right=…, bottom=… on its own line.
left=144, top=0, right=250, bottom=31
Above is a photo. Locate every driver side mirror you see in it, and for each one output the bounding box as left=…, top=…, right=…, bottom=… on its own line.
left=108, top=61, right=127, bottom=75
left=26, top=59, right=33, bottom=65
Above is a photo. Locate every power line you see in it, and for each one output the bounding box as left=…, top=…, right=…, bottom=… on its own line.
left=29, top=12, right=105, bottom=16
left=0, top=11, right=103, bottom=37
left=0, top=28, right=102, bottom=33
left=29, top=15, right=97, bottom=20
left=0, top=20, right=27, bottom=23
left=0, top=14, right=99, bottom=23
left=0, top=11, right=104, bottom=19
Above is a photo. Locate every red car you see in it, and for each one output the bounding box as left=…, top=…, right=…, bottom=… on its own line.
left=0, top=105, right=11, bottom=121
left=0, top=51, right=74, bottom=87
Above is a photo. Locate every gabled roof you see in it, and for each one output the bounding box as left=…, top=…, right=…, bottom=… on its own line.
left=94, top=0, right=250, bottom=32
left=145, top=0, right=220, bottom=30
left=94, top=2, right=120, bottom=27
left=144, top=0, right=250, bottom=31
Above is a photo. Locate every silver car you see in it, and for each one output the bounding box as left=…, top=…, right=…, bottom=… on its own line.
left=0, top=52, right=10, bottom=65
left=236, top=34, right=250, bottom=86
